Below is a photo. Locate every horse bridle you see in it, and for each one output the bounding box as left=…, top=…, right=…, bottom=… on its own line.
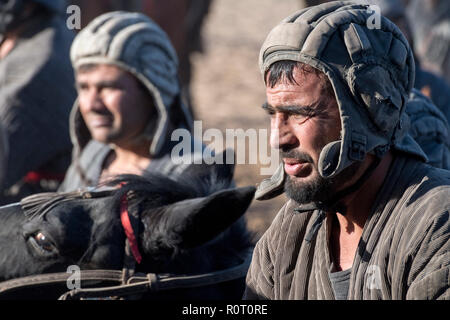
left=0, top=189, right=253, bottom=300
left=0, top=251, right=253, bottom=300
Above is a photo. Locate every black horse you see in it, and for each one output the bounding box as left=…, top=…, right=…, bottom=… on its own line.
left=0, top=159, right=255, bottom=300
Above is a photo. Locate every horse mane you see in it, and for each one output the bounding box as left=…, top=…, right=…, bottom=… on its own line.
left=20, top=191, right=94, bottom=221
left=20, top=168, right=233, bottom=222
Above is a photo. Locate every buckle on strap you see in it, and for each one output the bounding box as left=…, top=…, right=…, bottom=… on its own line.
left=349, top=132, right=367, bottom=161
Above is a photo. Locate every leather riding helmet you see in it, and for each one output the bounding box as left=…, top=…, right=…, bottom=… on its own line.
left=255, top=1, right=427, bottom=202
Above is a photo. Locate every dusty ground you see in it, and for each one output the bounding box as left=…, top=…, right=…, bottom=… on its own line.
left=190, top=0, right=302, bottom=239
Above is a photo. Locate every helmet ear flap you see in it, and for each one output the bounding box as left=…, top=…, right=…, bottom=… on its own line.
left=318, top=140, right=341, bottom=178
left=70, top=100, right=91, bottom=152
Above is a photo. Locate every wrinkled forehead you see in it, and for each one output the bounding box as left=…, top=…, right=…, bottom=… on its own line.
left=265, top=64, right=338, bottom=113
left=75, top=63, right=150, bottom=94
left=76, top=63, right=131, bottom=81
left=268, top=61, right=334, bottom=93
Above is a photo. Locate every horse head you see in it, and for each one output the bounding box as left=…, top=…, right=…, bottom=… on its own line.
left=0, top=151, right=256, bottom=299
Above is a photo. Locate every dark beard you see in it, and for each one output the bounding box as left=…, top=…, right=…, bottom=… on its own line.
left=285, top=171, right=334, bottom=204
left=283, top=150, right=362, bottom=205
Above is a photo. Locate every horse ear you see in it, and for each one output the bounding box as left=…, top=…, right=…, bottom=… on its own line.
left=179, top=148, right=236, bottom=187
left=161, top=186, right=255, bottom=249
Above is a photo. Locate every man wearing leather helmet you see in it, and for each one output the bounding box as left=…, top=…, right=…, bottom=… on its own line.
left=244, top=1, right=449, bottom=300
left=58, top=11, right=197, bottom=191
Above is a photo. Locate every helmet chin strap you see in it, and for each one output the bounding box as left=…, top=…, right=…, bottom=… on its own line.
left=297, top=156, right=383, bottom=243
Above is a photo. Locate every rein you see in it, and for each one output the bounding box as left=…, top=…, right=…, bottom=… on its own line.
left=0, top=188, right=253, bottom=300
left=0, top=249, right=253, bottom=300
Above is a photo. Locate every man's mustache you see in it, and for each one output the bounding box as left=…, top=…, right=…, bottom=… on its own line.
left=280, top=149, right=314, bottom=164
left=88, top=109, right=113, bottom=117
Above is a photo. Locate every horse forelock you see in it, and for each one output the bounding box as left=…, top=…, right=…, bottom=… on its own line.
left=20, top=191, right=95, bottom=221
left=107, top=171, right=232, bottom=207
left=20, top=168, right=232, bottom=223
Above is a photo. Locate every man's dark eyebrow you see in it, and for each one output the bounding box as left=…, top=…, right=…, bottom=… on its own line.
left=96, top=80, right=122, bottom=88
left=262, top=102, right=275, bottom=112
left=76, top=80, right=121, bottom=89
left=262, top=102, right=324, bottom=116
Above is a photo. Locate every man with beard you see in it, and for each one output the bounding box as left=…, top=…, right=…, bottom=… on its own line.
left=244, top=1, right=449, bottom=300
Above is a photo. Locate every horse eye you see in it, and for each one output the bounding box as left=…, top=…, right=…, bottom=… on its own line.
left=33, top=232, right=55, bottom=252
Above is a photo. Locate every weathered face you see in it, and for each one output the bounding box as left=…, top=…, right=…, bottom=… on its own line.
left=76, top=64, right=154, bottom=146
left=264, top=67, right=342, bottom=203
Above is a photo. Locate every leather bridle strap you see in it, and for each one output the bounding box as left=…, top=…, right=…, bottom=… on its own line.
left=59, top=249, right=253, bottom=300
left=0, top=249, right=253, bottom=300
left=0, top=269, right=124, bottom=294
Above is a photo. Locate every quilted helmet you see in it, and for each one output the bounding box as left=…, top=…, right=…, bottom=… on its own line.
left=259, top=0, right=425, bottom=180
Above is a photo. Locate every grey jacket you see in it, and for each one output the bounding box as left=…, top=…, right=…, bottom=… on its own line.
left=244, top=153, right=450, bottom=300
left=406, top=89, right=450, bottom=170
left=58, top=139, right=200, bottom=192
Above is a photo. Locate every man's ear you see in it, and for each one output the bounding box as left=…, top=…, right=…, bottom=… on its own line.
left=154, top=186, right=255, bottom=249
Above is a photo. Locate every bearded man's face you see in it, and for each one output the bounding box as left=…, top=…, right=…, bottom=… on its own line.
left=264, top=65, right=359, bottom=204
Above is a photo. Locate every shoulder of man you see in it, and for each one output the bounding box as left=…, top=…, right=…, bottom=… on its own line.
left=404, top=167, right=449, bottom=299
left=243, top=199, right=314, bottom=300
left=405, top=89, right=450, bottom=169
left=58, top=141, right=111, bottom=192
left=394, top=158, right=450, bottom=227
left=390, top=159, right=449, bottom=299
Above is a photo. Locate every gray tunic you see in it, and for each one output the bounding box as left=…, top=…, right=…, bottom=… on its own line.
left=244, top=153, right=450, bottom=300
left=58, top=140, right=196, bottom=192
left=406, top=89, right=450, bottom=170
left=329, top=268, right=351, bottom=300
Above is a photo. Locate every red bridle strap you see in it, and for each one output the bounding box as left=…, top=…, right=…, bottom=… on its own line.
left=120, top=193, right=142, bottom=264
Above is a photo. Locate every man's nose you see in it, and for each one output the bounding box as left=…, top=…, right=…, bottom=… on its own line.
left=270, top=113, right=296, bottom=149
left=82, top=88, right=106, bottom=112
